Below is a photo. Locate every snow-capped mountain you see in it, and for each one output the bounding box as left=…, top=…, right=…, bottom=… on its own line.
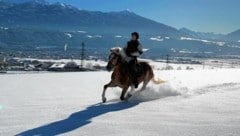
left=0, top=0, right=185, bottom=38
left=0, top=0, right=48, bottom=4
left=179, top=28, right=224, bottom=40
left=223, top=29, right=240, bottom=42
left=0, top=0, right=240, bottom=58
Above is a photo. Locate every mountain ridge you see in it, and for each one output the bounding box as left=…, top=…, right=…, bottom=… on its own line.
left=179, top=27, right=225, bottom=40
left=223, top=29, right=240, bottom=42
left=0, top=0, right=186, bottom=38
left=0, top=0, right=240, bottom=57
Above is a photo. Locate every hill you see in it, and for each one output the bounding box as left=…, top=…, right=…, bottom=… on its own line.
left=1, top=0, right=240, bottom=58
left=223, top=29, right=240, bottom=42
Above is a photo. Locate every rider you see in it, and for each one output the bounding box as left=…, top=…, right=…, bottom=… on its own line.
left=123, top=32, right=143, bottom=88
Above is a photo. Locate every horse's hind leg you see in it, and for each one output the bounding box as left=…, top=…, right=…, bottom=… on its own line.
left=139, top=70, right=153, bottom=92
left=127, top=80, right=150, bottom=99
left=120, top=86, right=129, bottom=101
left=140, top=80, right=150, bottom=91
left=102, top=81, right=116, bottom=103
left=125, top=80, right=150, bottom=100
left=126, top=86, right=135, bottom=99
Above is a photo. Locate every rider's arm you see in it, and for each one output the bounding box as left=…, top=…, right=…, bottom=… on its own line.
left=138, top=43, right=143, bottom=55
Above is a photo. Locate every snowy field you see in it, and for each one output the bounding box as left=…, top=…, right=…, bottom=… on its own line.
left=1, top=68, right=240, bottom=136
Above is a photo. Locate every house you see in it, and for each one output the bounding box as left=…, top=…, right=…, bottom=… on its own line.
left=64, top=61, right=80, bottom=71
left=48, top=62, right=66, bottom=71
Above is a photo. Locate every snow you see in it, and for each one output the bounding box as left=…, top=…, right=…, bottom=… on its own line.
left=142, top=48, right=149, bottom=52
left=150, top=37, right=164, bottom=42
left=49, top=63, right=65, bottom=68
left=86, top=35, right=102, bottom=38
left=215, top=41, right=225, bottom=46
left=115, top=35, right=123, bottom=38
left=15, top=58, right=108, bottom=68
left=179, top=50, right=192, bottom=54
left=226, top=45, right=240, bottom=49
left=149, top=36, right=170, bottom=42
left=77, top=31, right=87, bottom=34
left=60, top=2, right=65, bottom=7
left=13, top=57, right=240, bottom=70
left=170, top=48, right=176, bottom=52
left=65, top=33, right=72, bottom=38
left=0, top=27, right=8, bottom=30
left=150, top=36, right=166, bottom=42
left=1, top=68, right=240, bottom=136
left=125, top=9, right=134, bottom=13
left=180, top=37, right=225, bottom=46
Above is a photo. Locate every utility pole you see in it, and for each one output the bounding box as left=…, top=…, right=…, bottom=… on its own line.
left=80, top=42, right=85, bottom=68
left=166, top=54, right=169, bottom=69
left=64, top=43, right=67, bottom=58
left=202, top=61, right=205, bottom=70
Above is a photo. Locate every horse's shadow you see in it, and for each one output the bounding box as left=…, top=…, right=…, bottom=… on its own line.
left=16, top=100, right=139, bottom=136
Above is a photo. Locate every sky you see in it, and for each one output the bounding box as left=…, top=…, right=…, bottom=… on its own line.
left=48, top=0, right=240, bottom=34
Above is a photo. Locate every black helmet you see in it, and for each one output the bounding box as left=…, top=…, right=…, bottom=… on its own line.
left=131, top=32, right=139, bottom=39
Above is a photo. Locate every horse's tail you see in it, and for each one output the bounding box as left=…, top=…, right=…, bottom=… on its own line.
left=140, top=61, right=166, bottom=84
left=151, top=76, right=166, bottom=84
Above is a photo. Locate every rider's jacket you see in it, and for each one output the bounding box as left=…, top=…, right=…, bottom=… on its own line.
left=124, top=40, right=143, bottom=57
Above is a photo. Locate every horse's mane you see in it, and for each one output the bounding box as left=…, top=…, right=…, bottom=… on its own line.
left=110, top=47, right=132, bottom=62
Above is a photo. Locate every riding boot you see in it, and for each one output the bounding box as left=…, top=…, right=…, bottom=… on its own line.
left=133, top=75, right=139, bottom=88
left=129, top=58, right=139, bottom=88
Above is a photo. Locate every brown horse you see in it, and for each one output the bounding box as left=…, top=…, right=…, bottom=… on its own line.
left=102, top=48, right=165, bottom=103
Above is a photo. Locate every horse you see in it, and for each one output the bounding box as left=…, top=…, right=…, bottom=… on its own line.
left=102, top=47, right=165, bottom=103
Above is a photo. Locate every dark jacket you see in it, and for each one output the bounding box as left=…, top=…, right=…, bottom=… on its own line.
left=125, top=40, right=143, bottom=57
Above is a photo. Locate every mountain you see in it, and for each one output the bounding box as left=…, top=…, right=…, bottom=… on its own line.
left=0, top=1, right=240, bottom=58
left=223, top=29, right=240, bottom=42
left=0, top=1, right=185, bottom=38
left=0, top=0, right=48, bottom=4
left=179, top=28, right=224, bottom=40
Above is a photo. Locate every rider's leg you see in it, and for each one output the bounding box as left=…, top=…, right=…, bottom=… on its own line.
left=129, top=58, right=139, bottom=88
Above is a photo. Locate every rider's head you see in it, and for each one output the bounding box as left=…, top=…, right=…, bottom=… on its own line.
left=131, top=32, right=139, bottom=41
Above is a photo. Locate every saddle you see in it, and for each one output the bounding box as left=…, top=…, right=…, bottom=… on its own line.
left=121, top=61, right=144, bottom=78
left=135, top=63, right=144, bottom=77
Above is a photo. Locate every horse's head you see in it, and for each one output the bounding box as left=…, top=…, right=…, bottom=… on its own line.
left=106, top=47, right=122, bottom=71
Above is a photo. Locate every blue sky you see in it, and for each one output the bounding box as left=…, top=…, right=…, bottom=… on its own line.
left=48, top=0, right=240, bottom=34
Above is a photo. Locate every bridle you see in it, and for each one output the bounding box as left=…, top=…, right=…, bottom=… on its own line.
left=106, top=52, right=121, bottom=71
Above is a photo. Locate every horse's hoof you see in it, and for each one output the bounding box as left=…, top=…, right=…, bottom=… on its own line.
left=127, top=93, right=132, bottom=98
left=120, top=96, right=124, bottom=101
left=124, top=93, right=132, bottom=101
left=102, top=97, right=107, bottom=103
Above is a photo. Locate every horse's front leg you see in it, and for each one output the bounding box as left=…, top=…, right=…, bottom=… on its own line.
left=120, top=86, right=129, bottom=101
left=102, top=81, right=116, bottom=103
